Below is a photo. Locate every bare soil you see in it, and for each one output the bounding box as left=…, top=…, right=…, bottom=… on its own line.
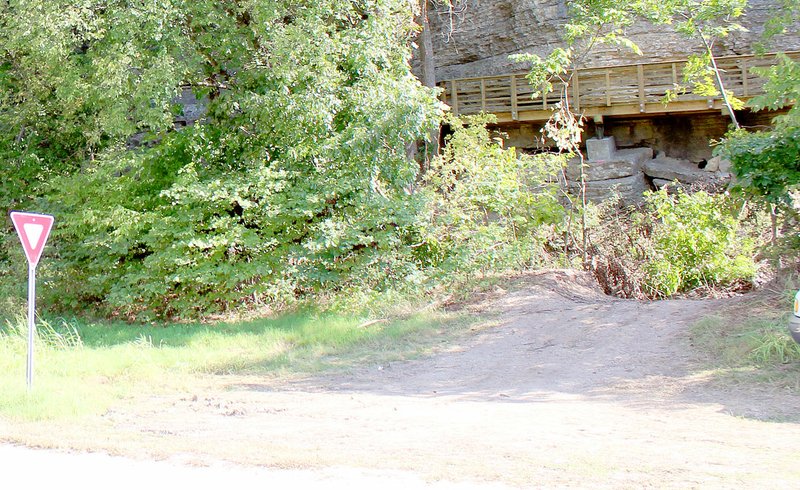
left=3, top=270, right=800, bottom=488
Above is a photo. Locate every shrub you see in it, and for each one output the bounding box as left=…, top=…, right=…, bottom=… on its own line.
left=0, top=0, right=443, bottom=321
left=644, top=189, right=758, bottom=297
left=46, top=122, right=433, bottom=319
left=588, top=188, right=760, bottom=298
left=417, top=114, right=568, bottom=275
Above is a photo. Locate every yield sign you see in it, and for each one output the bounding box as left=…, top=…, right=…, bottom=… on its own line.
left=10, top=211, right=54, bottom=267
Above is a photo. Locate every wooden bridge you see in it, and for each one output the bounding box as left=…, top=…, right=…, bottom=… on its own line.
left=440, top=51, right=800, bottom=123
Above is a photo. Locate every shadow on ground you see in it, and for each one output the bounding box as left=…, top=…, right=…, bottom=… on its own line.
left=230, top=270, right=800, bottom=423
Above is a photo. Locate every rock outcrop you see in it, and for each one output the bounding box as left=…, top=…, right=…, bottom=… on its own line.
left=422, top=0, right=800, bottom=81
left=568, top=139, right=651, bottom=203
left=644, top=154, right=709, bottom=185
left=567, top=139, right=732, bottom=203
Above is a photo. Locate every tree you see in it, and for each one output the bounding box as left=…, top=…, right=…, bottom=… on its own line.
left=635, top=0, right=748, bottom=128
left=414, top=0, right=468, bottom=160
left=0, top=0, right=442, bottom=318
left=717, top=2, right=799, bottom=214
left=417, top=1, right=437, bottom=90
left=720, top=56, right=800, bottom=209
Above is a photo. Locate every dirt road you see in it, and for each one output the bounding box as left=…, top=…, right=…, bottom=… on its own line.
left=3, top=271, right=799, bottom=488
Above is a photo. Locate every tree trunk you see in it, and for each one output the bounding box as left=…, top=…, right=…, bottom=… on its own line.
left=418, top=1, right=436, bottom=90
left=699, top=33, right=740, bottom=130
left=417, top=0, right=440, bottom=161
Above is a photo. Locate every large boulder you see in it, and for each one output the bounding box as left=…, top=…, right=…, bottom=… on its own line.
left=571, top=174, right=648, bottom=203
left=646, top=155, right=733, bottom=191
left=567, top=147, right=653, bottom=181
left=642, top=156, right=707, bottom=184
left=703, top=155, right=732, bottom=173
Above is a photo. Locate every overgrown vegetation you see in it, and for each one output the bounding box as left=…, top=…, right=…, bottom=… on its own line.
left=0, top=1, right=567, bottom=320
left=720, top=53, right=800, bottom=210
left=419, top=114, right=568, bottom=274
left=0, top=0, right=796, bottom=329
left=586, top=189, right=761, bottom=299
left=1, top=1, right=442, bottom=319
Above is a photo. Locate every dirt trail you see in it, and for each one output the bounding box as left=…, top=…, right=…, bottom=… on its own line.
left=4, top=270, right=800, bottom=488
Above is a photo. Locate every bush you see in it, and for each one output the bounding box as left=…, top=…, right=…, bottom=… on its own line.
left=588, top=188, right=760, bottom=298
left=417, top=114, right=568, bottom=275
left=46, top=123, right=433, bottom=319
left=0, top=0, right=444, bottom=321
left=644, top=189, right=758, bottom=296
left=37, top=113, right=574, bottom=320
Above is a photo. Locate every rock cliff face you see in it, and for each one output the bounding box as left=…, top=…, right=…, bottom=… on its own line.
left=420, top=0, right=798, bottom=202
left=424, top=0, right=566, bottom=80
left=423, top=0, right=800, bottom=81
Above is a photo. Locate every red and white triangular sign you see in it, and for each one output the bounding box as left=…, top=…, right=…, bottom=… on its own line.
left=10, top=211, right=54, bottom=267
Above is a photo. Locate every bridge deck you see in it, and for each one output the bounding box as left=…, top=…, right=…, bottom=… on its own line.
left=440, top=51, right=799, bottom=122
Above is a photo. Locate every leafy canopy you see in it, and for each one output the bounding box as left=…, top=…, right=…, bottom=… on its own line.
left=0, top=0, right=443, bottom=318
left=720, top=53, right=800, bottom=206
left=717, top=2, right=800, bottom=208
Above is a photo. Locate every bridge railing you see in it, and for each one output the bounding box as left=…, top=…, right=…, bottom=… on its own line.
left=440, top=51, right=799, bottom=122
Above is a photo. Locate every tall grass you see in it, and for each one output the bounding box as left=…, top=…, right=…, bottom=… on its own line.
left=0, top=308, right=473, bottom=421
left=691, top=308, right=800, bottom=389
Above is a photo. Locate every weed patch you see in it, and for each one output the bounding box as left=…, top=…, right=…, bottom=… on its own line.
left=588, top=189, right=762, bottom=299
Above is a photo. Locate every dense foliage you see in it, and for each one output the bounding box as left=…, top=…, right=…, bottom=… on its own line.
left=588, top=189, right=759, bottom=299
left=0, top=1, right=443, bottom=318
left=419, top=114, right=567, bottom=274
left=0, top=0, right=791, bottom=320
left=642, top=190, right=757, bottom=297
left=0, top=0, right=576, bottom=319
left=720, top=53, right=800, bottom=208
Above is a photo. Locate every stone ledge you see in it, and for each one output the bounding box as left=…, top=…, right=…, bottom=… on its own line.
left=643, top=157, right=707, bottom=184
left=567, top=147, right=653, bottom=181
left=570, top=174, right=648, bottom=203
left=615, top=148, right=654, bottom=165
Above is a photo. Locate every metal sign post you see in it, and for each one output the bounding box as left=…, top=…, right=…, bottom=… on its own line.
left=27, top=264, right=36, bottom=389
left=10, top=211, right=54, bottom=391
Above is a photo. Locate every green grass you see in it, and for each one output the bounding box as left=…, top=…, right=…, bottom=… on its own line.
left=691, top=305, right=800, bottom=389
left=0, top=307, right=476, bottom=421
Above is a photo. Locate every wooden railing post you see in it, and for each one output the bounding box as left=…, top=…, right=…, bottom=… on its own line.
left=510, top=75, right=519, bottom=120
left=451, top=80, right=459, bottom=115
left=637, top=64, right=646, bottom=112
left=741, top=59, right=749, bottom=97
left=480, top=78, right=486, bottom=112
left=671, top=62, right=678, bottom=88
left=605, top=70, right=611, bottom=106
